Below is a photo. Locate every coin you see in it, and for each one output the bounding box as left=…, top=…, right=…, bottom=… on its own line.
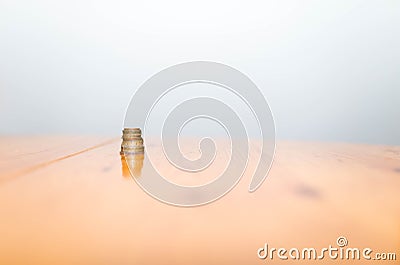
left=120, top=128, right=144, bottom=155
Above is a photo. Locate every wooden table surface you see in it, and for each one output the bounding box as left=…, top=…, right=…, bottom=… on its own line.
left=0, top=136, right=399, bottom=264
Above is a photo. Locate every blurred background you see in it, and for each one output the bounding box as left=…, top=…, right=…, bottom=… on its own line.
left=0, top=0, right=399, bottom=145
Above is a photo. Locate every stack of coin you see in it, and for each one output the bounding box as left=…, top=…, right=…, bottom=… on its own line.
left=120, top=128, right=144, bottom=155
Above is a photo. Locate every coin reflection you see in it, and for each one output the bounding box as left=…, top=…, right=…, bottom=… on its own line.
left=121, top=153, right=144, bottom=178
left=120, top=155, right=130, bottom=178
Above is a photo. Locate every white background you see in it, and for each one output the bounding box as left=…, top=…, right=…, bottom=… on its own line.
left=0, top=0, right=399, bottom=144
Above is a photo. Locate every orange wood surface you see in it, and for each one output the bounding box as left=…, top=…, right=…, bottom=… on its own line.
left=0, top=136, right=399, bottom=264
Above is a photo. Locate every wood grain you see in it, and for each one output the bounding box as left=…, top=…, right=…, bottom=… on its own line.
left=0, top=137, right=399, bottom=264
